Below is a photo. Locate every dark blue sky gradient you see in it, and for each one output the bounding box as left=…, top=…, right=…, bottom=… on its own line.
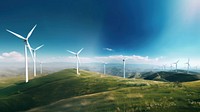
left=101, top=0, right=168, bottom=55
left=0, top=0, right=200, bottom=58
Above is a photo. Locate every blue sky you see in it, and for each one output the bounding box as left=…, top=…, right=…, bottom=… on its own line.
left=0, top=0, right=200, bottom=66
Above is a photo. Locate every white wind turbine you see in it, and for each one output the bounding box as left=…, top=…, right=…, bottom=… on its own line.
left=6, top=25, right=36, bottom=83
left=173, top=60, right=179, bottom=73
left=67, top=48, right=84, bottom=75
left=185, top=58, right=190, bottom=74
left=31, top=45, right=44, bottom=77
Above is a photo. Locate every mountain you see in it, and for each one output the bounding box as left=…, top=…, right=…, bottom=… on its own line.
left=143, top=71, right=200, bottom=82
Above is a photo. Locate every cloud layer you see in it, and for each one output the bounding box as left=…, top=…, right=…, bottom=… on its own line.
left=44, top=55, right=165, bottom=65
left=0, top=51, right=24, bottom=62
left=1, top=51, right=199, bottom=69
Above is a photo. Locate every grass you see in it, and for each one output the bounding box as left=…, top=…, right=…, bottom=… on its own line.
left=0, top=69, right=200, bottom=112
left=28, top=83, right=200, bottom=112
left=0, top=76, right=24, bottom=89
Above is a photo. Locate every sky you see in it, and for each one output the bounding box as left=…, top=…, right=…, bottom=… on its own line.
left=0, top=0, right=200, bottom=67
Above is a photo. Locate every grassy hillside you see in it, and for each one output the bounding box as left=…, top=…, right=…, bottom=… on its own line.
left=0, top=69, right=154, bottom=112
left=28, top=83, right=200, bottom=112
left=0, top=69, right=200, bottom=112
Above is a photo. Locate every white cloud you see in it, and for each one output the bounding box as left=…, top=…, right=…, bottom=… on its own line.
left=103, top=48, right=114, bottom=52
left=0, top=51, right=24, bottom=62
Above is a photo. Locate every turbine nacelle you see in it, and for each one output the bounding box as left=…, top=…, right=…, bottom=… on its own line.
left=121, top=56, right=127, bottom=62
left=24, top=39, right=28, bottom=42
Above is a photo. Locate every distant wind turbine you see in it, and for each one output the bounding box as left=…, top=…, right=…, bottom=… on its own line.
left=103, top=63, right=107, bottom=75
left=31, top=45, right=44, bottom=77
left=67, top=48, right=84, bottom=75
left=40, top=61, right=43, bottom=74
left=170, top=64, right=173, bottom=71
left=151, top=67, right=154, bottom=72
left=122, top=57, right=127, bottom=78
left=195, top=65, right=198, bottom=71
left=173, top=60, right=179, bottom=73
left=185, top=58, right=190, bottom=74
left=6, top=25, right=36, bottom=83
left=163, top=64, right=167, bottom=70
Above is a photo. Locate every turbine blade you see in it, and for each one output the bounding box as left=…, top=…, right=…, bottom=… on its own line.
left=27, top=41, right=34, bottom=60
left=67, top=50, right=76, bottom=55
left=124, top=56, right=128, bottom=60
left=77, top=48, right=84, bottom=54
left=35, top=44, right=44, bottom=51
left=6, top=29, right=26, bottom=40
left=27, top=24, right=37, bottom=39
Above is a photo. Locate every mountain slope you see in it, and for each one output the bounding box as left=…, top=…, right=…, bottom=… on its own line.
left=28, top=81, right=200, bottom=112
left=0, top=69, right=153, bottom=112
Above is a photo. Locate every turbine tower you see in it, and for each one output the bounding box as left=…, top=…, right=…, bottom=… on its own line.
left=185, top=58, right=190, bottom=74
left=170, top=64, right=173, bottom=71
left=122, top=57, right=127, bottom=78
left=195, top=65, right=198, bottom=71
left=31, top=45, right=44, bottom=77
left=103, top=63, right=107, bottom=74
left=173, top=60, right=179, bottom=73
left=40, top=61, right=43, bottom=74
left=6, top=25, right=36, bottom=83
left=67, top=48, right=84, bottom=75
left=163, top=64, right=166, bottom=70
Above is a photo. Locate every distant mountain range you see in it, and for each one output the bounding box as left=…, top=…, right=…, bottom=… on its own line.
left=129, top=70, right=200, bottom=82
left=0, top=62, right=200, bottom=81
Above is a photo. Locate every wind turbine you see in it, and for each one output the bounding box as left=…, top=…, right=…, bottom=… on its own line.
left=173, top=60, right=179, bottom=73
left=185, top=58, right=190, bottom=74
left=31, top=45, right=44, bottom=77
left=122, top=57, right=127, bottom=78
left=67, top=48, right=83, bottom=75
left=6, top=25, right=36, bottom=83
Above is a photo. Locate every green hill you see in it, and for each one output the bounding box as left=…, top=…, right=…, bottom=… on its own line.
left=0, top=69, right=200, bottom=112
left=0, top=69, right=153, bottom=112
